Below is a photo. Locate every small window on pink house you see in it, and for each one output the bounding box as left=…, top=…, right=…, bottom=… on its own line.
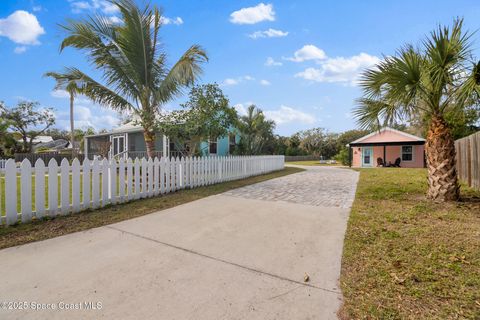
left=402, top=145, right=413, bottom=161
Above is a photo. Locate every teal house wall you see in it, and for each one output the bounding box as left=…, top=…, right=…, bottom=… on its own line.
left=199, top=127, right=241, bottom=156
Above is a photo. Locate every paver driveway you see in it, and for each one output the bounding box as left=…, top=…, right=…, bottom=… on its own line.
left=0, top=165, right=359, bottom=320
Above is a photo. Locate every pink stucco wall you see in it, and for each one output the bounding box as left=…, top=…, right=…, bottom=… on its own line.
left=352, top=145, right=425, bottom=168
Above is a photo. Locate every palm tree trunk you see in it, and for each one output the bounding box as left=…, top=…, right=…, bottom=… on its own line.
left=70, top=93, right=75, bottom=157
left=143, top=129, right=156, bottom=159
left=425, top=115, right=459, bottom=201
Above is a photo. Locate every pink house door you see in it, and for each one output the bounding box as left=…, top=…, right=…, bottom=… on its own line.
left=362, top=147, right=373, bottom=167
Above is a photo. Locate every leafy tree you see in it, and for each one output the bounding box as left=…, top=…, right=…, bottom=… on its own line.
left=297, top=128, right=339, bottom=159
left=54, top=0, right=208, bottom=158
left=334, top=129, right=370, bottom=165
left=0, top=110, right=18, bottom=157
left=285, top=133, right=305, bottom=156
left=0, top=101, right=55, bottom=153
left=353, top=19, right=480, bottom=201
left=159, top=84, right=237, bottom=156
left=237, top=105, right=275, bottom=155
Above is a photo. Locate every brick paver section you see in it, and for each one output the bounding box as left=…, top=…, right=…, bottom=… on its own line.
left=224, top=165, right=359, bottom=208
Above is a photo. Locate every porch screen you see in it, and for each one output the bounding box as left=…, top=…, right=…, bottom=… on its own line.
left=401, top=146, right=413, bottom=161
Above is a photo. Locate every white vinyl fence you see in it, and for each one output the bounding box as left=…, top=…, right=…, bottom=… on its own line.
left=0, top=155, right=284, bottom=226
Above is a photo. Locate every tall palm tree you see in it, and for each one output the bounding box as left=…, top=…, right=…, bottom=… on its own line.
left=353, top=19, right=480, bottom=202
left=53, top=0, right=208, bottom=158
left=44, top=72, right=81, bottom=156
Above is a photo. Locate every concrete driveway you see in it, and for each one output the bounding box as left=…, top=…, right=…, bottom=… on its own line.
left=0, top=166, right=359, bottom=320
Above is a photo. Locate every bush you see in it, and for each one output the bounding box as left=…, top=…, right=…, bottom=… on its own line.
left=335, top=148, right=350, bottom=166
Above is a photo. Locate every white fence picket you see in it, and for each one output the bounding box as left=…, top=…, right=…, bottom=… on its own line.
left=102, top=159, right=109, bottom=206
left=20, top=159, right=32, bottom=223
left=35, top=159, right=46, bottom=219
left=48, top=158, right=58, bottom=217
left=82, top=159, right=91, bottom=209
left=92, top=158, right=100, bottom=209
left=72, top=159, right=81, bottom=213
left=5, top=159, right=17, bottom=225
left=134, top=158, right=140, bottom=199
left=119, top=158, right=125, bottom=202
left=60, top=159, right=70, bottom=215
left=110, top=159, right=117, bottom=205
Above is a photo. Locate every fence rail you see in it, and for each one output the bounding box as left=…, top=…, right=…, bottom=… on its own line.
left=0, top=155, right=284, bottom=226
left=284, top=155, right=318, bottom=162
left=455, top=131, right=480, bottom=190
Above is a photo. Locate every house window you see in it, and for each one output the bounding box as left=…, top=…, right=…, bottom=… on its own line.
left=402, top=145, right=413, bottom=161
left=209, top=138, right=217, bottom=154
left=228, top=133, right=236, bottom=154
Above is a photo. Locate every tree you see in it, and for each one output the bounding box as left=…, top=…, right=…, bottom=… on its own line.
left=353, top=19, right=480, bottom=201
left=0, top=101, right=55, bottom=153
left=44, top=72, right=83, bottom=156
left=55, top=0, right=208, bottom=158
left=159, top=84, right=238, bottom=156
left=297, top=128, right=339, bottom=159
left=237, top=105, right=275, bottom=155
left=335, top=129, right=370, bottom=166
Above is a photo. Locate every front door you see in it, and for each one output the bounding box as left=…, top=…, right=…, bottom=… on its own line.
left=112, top=135, right=126, bottom=158
left=362, top=147, right=373, bottom=167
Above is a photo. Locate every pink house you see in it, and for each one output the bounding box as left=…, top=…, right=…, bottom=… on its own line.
left=348, top=127, right=426, bottom=168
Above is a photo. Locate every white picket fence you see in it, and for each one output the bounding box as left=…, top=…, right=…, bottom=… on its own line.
left=0, top=159, right=6, bottom=170
left=0, top=155, right=284, bottom=226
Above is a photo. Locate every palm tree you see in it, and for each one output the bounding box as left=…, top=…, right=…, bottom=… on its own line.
left=238, top=105, right=275, bottom=155
left=353, top=19, right=480, bottom=201
left=53, top=0, right=208, bottom=158
left=44, top=72, right=81, bottom=156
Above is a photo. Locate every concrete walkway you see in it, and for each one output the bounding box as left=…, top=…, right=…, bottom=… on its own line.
left=0, top=165, right=359, bottom=320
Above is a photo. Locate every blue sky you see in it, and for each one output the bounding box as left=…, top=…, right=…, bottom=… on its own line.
left=1, top=0, right=480, bottom=136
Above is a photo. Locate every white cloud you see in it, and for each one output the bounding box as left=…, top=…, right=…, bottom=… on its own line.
left=264, top=105, right=316, bottom=125
left=32, top=6, right=43, bottom=12
left=233, top=103, right=248, bottom=116
left=230, top=3, right=275, bottom=25
left=265, top=57, right=282, bottom=67
left=107, top=16, right=122, bottom=24
left=51, top=90, right=71, bottom=99
left=222, top=75, right=255, bottom=86
left=160, top=16, right=184, bottom=25
left=54, top=101, right=120, bottom=131
left=0, top=10, right=45, bottom=45
left=249, top=28, right=288, bottom=39
left=285, top=44, right=327, bottom=62
left=70, top=0, right=119, bottom=14
left=260, top=79, right=271, bottom=86
left=295, top=52, right=380, bottom=85
left=14, top=46, right=27, bottom=54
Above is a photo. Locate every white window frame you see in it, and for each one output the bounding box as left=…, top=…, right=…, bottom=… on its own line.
left=401, top=145, right=414, bottom=162
left=208, top=138, right=218, bottom=155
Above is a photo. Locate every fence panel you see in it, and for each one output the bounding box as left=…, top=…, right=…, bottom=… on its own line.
left=455, top=131, right=480, bottom=190
left=0, top=155, right=284, bottom=226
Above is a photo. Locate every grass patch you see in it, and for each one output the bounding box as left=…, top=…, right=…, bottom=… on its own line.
left=0, top=167, right=304, bottom=250
left=286, top=160, right=341, bottom=166
left=340, top=168, right=480, bottom=319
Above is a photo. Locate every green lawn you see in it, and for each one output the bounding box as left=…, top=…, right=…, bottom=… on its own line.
left=0, top=167, right=304, bottom=249
left=286, top=160, right=341, bottom=166
left=340, top=168, right=480, bottom=319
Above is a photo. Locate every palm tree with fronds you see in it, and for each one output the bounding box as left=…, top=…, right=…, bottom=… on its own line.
left=353, top=19, right=480, bottom=201
left=44, top=72, right=81, bottom=156
left=238, top=105, right=275, bottom=155
left=51, top=0, right=208, bottom=158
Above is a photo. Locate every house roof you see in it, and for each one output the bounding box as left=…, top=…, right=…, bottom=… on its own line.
left=349, top=127, right=425, bottom=145
left=85, top=121, right=143, bottom=138
left=33, top=139, right=70, bottom=151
